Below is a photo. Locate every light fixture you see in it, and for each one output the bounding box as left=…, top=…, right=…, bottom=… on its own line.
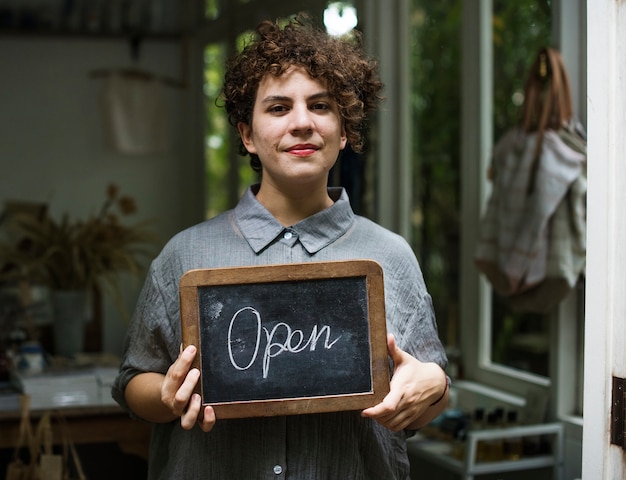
left=323, top=2, right=358, bottom=37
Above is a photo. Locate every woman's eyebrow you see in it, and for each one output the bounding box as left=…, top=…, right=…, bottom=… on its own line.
left=308, top=91, right=331, bottom=101
left=260, top=91, right=331, bottom=104
left=261, top=95, right=290, bottom=104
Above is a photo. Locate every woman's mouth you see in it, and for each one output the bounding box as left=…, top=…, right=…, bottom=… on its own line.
left=286, top=144, right=319, bottom=156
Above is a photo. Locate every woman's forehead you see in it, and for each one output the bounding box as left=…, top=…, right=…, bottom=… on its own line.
left=257, top=66, right=327, bottom=94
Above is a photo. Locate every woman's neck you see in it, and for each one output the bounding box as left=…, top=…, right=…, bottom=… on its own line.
left=255, top=182, right=334, bottom=226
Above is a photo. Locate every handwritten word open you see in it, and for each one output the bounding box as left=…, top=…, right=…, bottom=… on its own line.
left=227, top=306, right=342, bottom=378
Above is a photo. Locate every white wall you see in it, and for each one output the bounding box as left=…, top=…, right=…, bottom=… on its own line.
left=0, top=36, right=203, bottom=354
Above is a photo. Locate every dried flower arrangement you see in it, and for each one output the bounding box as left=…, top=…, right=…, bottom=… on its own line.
left=0, top=184, right=159, bottom=296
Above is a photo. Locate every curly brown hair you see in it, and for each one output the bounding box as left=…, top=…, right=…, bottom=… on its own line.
left=221, top=15, right=384, bottom=172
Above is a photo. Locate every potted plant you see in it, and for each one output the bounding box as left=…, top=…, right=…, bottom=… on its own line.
left=0, top=184, right=159, bottom=357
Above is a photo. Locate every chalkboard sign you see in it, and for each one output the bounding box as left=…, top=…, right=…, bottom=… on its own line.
left=179, top=260, right=390, bottom=419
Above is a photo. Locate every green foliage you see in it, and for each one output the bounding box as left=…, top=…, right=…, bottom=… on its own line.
left=493, top=0, right=552, bottom=138
left=410, top=0, right=462, bottom=333
left=205, top=0, right=219, bottom=20
left=204, top=34, right=260, bottom=219
left=204, top=42, right=231, bottom=218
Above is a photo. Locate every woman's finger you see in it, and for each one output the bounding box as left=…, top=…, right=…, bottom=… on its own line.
left=180, top=393, right=202, bottom=429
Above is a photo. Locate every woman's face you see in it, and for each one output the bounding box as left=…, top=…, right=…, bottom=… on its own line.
left=238, top=67, right=347, bottom=193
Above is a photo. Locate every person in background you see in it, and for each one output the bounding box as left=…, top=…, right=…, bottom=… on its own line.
left=112, top=15, right=449, bottom=479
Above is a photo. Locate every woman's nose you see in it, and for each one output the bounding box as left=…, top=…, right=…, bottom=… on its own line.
left=289, top=104, right=314, bottom=132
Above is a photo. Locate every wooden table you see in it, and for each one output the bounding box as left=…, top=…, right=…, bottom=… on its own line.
left=0, top=405, right=151, bottom=460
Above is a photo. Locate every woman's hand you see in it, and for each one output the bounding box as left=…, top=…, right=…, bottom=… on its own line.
left=126, top=345, right=216, bottom=432
left=361, top=334, right=448, bottom=432
left=161, top=345, right=216, bottom=432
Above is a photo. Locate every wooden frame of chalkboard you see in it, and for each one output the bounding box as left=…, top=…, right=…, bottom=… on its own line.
left=179, top=259, right=390, bottom=419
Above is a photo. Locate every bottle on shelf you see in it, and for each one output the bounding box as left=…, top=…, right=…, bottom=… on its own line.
left=502, top=409, right=524, bottom=460
left=471, top=407, right=485, bottom=430
left=477, top=410, right=504, bottom=462
left=469, top=407, right=484, bottom=462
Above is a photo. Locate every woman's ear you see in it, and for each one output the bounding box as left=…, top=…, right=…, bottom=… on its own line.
left=238, top=122, right=257, bottom=154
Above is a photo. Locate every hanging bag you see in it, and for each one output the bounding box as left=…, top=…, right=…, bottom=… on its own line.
left=475, top=47, right=586, bottom=313
left=5, top=395, right=35, bottom=480
left=5, top=396, right=87, bottom=480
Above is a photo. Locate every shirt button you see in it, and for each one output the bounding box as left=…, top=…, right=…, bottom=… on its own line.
left=283, top=231, right=293, bottom=240
left=273, top=464, right=283, bottom=475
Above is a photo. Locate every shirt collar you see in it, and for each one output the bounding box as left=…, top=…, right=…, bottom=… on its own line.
left=233, top=185, right=355, bottom=254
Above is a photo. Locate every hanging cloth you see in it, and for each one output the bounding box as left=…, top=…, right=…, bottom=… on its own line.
left=475, top=47, right=587, bottom=313
left=100, top=71, right=169, bottom=155
left=475, top=123, right=586, bottom=313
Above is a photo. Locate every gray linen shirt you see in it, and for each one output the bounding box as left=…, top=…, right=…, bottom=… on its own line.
left=112, top=186, right=446, bottom=479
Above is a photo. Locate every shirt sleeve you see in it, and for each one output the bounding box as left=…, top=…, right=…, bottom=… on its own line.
left=111, top=262, right=181, bottom=415
left=383, top=236, right=447, bottom=369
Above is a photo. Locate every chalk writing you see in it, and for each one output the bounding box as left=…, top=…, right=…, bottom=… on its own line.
left=227, top=306, right=342, bottom=378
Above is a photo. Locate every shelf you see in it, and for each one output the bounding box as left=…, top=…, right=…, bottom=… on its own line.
left=407, top=422, right=564, bottom=480
left=409, top=444, right=556, bottom=476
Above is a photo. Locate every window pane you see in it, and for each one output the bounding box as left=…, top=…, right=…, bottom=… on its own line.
left=490, top=0, right=552, bottom=378
left=204, top=42, right=230, bottom=218
left=409, top=0, right=462, bottom=359
left=492, top=0, right=552, bottom=139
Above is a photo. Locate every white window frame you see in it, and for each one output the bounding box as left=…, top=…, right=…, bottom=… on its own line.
left=362, top=0, right=412, bottom=238
left=583, top=0, right=626, bottom=476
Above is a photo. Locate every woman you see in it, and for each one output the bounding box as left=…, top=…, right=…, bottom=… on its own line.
left=113, top=15, right=448, bottom=479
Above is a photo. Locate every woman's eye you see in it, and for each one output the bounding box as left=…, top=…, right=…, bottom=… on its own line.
left=269, top=105, right=289, bottom=113
left=311, top=103, right=329, bottom=111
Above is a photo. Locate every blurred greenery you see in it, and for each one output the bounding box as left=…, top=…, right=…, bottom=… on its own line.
left=203, top=32, right=270, bottom=219
left=492, top=0, right=552, bottom=139
left=410, top=0, right=462, bottom=347
left=204, top=42, right=231, bottom=219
